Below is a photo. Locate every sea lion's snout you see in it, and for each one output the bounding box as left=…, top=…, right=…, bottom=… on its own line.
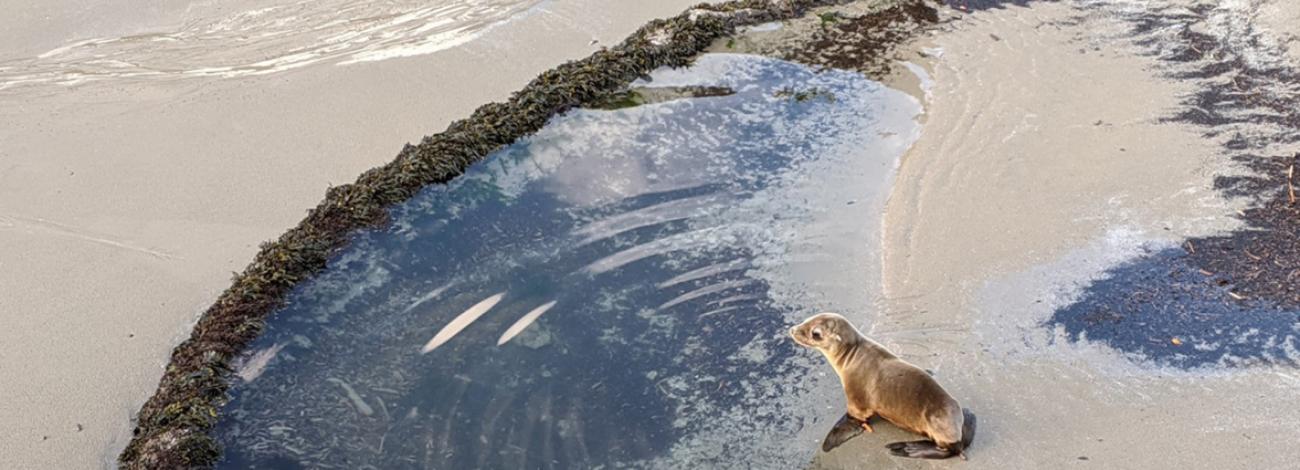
left=789, top=312, right=844, bottom=349
left=790, top=320, right=826, bottom=348
left=789, top=324, right=813, bottom=347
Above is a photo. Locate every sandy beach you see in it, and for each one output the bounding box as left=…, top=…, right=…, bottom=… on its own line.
left=836, top=1, right=1300, bottom=467
left=5, top=0, right=1300, bottom=468
left=0, top=1, right=709, bottom=468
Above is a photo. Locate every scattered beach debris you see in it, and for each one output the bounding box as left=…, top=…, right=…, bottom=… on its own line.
left=325, top=378, right=374, bottom=417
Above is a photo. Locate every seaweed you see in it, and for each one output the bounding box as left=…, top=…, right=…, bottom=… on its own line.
left=1046, top=1, right=1300, bottom=367
left=819, top=11, right=843, bottom=28
left=116, top=1, right=907, bottom=468
left=783, top=0, right=941, bottom=77
left=774, top=85, right=837, bottom=102
left=1094, top=1, right=1300, bottom=309
left=588, top=85, right=735, bottom=110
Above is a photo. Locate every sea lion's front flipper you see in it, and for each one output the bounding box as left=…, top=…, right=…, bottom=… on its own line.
left=821, top=413, right=866, bottom=452
left=885, top=440, right=958, bottom=459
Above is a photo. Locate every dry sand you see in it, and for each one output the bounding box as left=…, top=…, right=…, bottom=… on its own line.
left=810, top=1, right=1300, bottom=468
left=0, top=1, right=710, bottom=468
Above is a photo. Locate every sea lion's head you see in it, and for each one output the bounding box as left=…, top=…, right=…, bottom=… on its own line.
left=788, top=312, right=857, bottom=353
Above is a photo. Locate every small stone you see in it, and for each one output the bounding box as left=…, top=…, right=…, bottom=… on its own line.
left=1171, top=337, right=1183, bottom=346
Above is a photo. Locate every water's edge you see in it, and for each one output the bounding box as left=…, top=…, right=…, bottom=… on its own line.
left=116, top=1, right=928, bottom=468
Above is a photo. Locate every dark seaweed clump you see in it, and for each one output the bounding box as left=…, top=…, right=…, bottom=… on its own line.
left=116, top=1, right=912, bottom=468
left=1050, top=247, right=1298, bottom=368
left=1112, top=0, right=1300, bottom=310
left=1048, top=2, right=1300, bottom=368
left=784, top=0, right=940, bottom=76
left=1193, top=153, right=1300, bottom=309
left=588, top=85, right=735, bottom=110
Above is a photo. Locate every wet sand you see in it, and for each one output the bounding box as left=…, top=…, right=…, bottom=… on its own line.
left=882, top=1, right=1243, bottom=349
left=192, top=0, right=1300, bottom=467
left=0, top=1, right=711, bottom=468
left=812, top=1, right=1300, bottom=468
left=6, top=0, right=1300, bottom=468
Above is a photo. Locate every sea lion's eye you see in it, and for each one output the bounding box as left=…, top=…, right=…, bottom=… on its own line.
left=811, top=328, right=823, bottom=341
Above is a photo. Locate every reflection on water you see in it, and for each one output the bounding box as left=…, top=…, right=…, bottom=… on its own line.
left=0, top=0, right=541, bottom=93
left=214, top=54, right=921, bottom=469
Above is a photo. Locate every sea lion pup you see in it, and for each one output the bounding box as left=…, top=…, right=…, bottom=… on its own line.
left=789, top=312, right=976, bottom=459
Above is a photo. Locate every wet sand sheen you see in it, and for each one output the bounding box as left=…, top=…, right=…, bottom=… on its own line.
left=881, top=1, right=1239, bottom=351
left=0, top=0, right=544, bottom=92
left=831, top=2, right=1300, bottom=469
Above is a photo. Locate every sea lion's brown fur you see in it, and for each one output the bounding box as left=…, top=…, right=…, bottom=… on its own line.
left=789, top=312, right=975, bottom=459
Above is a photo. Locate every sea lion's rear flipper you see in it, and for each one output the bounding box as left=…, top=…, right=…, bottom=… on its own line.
left=961, top=408, right=977, bottom=449
left=885, top=440, right=958, bottom=459
left=821, top=413, right=865, bottom=452
left=886, top=409, right=976, bottom=460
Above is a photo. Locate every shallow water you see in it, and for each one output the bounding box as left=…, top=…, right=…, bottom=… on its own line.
left=1048, top=246, right=1300, bottom=368
left=213, top=54, right=921, bottom=469
left=0, top=0, right=542, bottom=94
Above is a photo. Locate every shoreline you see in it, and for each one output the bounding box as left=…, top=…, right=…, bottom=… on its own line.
left=111, top=1, right=922, bottom=467
left=849, top=0, right=1300, bottom=468
left=2, top=0, right=1297, bottom=468
left=0, top=1, right=734, bottom=468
